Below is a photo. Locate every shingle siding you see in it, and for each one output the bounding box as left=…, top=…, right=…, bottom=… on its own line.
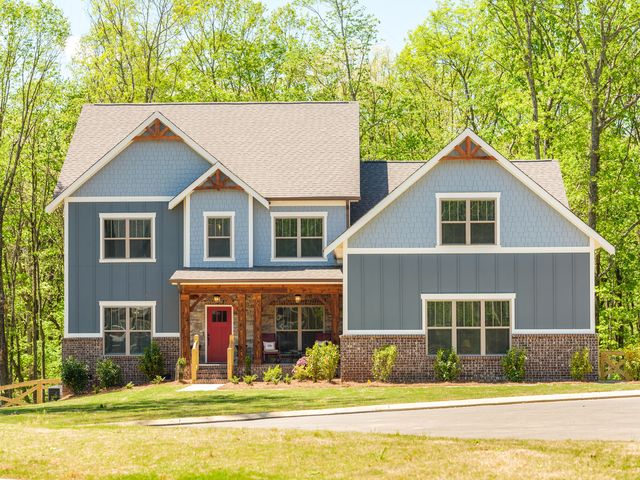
left=349, top=160, right=589, bottom=248
left=74, top=141, right=210, bottom=197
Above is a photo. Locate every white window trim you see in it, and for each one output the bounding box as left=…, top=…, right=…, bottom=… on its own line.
left=436, top=193, right=501, bottom=247
left=270, top=212, right=328, bottom=262
left=275, top=305, right=325, bottom=351
left=99, top=212, right=156, bottom=263
left=100, top=301, right=157, bottom=356
left=421, top=293, right=514, bottom=356
left=203, top=304, right=234, bottom=364
left=203, top=211, right=235, bottom=262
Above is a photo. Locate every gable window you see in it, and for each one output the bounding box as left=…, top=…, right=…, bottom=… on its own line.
left=275, top=306, right=325, bottom=352
left=102, top=302, right=154, bottom=356
left=100, top=213, right=155, bottom=262
left=203, top=212, right=234, bottom=261
left=272, top=213, right=327, bottom=260
left=424, top=296, right=512, bottom=355
left=438, top=194, right=499, bottom=246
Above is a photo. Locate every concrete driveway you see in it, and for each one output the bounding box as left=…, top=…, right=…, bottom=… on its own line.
left=192, top=397, right=640, bottom=441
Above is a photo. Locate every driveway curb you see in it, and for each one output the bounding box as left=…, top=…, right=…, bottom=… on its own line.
left=134, top=389, right=640, bottom=427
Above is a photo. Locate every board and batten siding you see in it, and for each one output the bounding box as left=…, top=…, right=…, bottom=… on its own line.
left=346, top=253, right=590, bottom=332
left=349, top=160, right=590, bottom=248
left=67, top=201, right=182, bottom=335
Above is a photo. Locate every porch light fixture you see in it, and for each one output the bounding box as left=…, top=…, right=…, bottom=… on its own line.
left=212, top=294, right=221, bottom=304
left=294, top=294, right=302, bottom=304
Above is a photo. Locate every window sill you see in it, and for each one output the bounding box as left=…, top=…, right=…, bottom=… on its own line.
left=99, top=258, right=156, bottom=263
left=270, top=257, right=327, bottom=262
left=203, top=257, right=235, bottom=262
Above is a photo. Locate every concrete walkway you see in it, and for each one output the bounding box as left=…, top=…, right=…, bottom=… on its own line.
left=189, top=396, right=640, bottom=441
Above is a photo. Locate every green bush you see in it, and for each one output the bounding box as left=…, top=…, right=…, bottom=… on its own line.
left=502, top=348, right=527, bottom=382
left=176, top=357, right=187, bottom=382
left=283, top=374, right=292, bottom=384
left=243, top=374, right=257, bottom=385
left=230, top=375, right=240, bottom=384
left=569, top=347, right=593, bottom=381
left=623, top=346, right=640, bottom=380
left=138, top=341, right=165, bottom=381
left=61, top=356, right=89, bottom=394
left=434, top=349, right=461, bottom=382
left=244, top=355, right=252, bottom=376
left=96, top=358, right=122, bottom=388
left=292, top=357, right=309, bottom=381
left=305, top=342, right=340, bottom=382
left=263, top=365, right=283, bottom=384
left=372, top=344, right=398, bottom=382
left=151, top=375, right=165, bottom=384
left=125, top=382, right=134, bottom=389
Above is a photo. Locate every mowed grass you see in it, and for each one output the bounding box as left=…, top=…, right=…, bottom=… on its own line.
left=0, top=380, right=638, bottom=427
left=0, top=423, right=639, bottom=479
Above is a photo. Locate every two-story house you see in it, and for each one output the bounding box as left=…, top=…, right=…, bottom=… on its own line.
left=48, top=102, right=614, bottom=383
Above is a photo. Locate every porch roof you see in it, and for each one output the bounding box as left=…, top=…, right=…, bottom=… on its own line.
left=170, top=267, right=343, bottom=285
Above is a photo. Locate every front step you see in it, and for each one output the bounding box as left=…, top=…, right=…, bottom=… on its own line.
left=195, top=364, right=228, bottom=383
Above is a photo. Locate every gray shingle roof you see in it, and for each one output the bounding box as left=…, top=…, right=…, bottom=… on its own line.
left=352, top=159, right=569, bottom=222
left=55, top=102, right=360, bottom=200
left=170, top=267, right=343, bottom=284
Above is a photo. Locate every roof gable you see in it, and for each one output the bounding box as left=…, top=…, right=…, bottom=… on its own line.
left=326, top=129, right=614, bottom=254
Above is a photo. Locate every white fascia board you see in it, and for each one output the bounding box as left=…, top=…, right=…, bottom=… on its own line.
left=421, top=293, right=516, bottom=301
left=324, top=128, right=615, bottom=256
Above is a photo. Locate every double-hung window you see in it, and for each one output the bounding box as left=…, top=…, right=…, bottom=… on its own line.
left=275, top=306, right=324, bottom=352
left=203, top=212, right=234, bottom=261
left=424, top=297, right=512, bottom=355
left=438, top=195, right=499, bottom=245
left=102, top=302, right=154, bottom=356
left=100, top=213, right=155, bottom=262
left=272, top=213, right=326, bottom=260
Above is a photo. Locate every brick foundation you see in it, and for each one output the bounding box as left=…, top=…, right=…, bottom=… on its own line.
left=62, top=337, right=180, bottom=385
left=340, top=333, right=599, bottom=382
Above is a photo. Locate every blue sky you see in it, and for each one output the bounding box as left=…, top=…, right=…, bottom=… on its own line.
left=53, top=0, right=438, bottom=62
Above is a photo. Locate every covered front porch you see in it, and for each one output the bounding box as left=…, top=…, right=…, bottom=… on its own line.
left=171, top=268, right=343, bottom=377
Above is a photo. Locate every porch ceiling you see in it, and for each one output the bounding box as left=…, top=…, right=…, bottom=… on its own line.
left=170, top=267, right=343, bottom=285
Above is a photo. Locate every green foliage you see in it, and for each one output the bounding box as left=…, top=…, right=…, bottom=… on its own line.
left=434, top=349, right=461, bottom=382
left=569, top=348, right=593, bottom=381
left=243, top=374, right=258, bottom=385
left=151, top=375, right=165, bottom=385
left=138, top=342, right=165, bottom=381
left=244, top=355, right=252, bottom=376
left=61, top=356, right=89, bottom=395
left=230, top=375, right=240, bottom=385
left=502, top=348, right=527, bottom=382
left=263, top=365, right=283, bottom=384
left=292, top=357, right=310, bottom=381
left=125, top=382, right=134, bottom=390
left=305, top=342, right=340, bottom=382
left=96, top=358, right=122, bottom=388
left=371, top=344, right=398, bottom=382
left=623, top=346, right=640, bottom=381
left=283, top=374, right=292, bottom=385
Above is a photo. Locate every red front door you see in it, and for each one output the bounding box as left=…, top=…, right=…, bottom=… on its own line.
left=206, top=306, right=232, bottom=363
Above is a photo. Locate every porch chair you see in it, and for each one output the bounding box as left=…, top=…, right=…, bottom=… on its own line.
left=262, top=333, right=280, bottom=363
left=314, top=332, right=332, bottom=345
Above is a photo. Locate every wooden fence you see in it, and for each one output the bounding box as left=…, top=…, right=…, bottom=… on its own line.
left=598, top=350, right=636, bottom=381
left=0, top=378, right=62, bottom=408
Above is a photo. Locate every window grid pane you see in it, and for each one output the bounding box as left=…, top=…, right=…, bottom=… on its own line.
left=456, top=301, right=480, bottom=327
left=427, top=301, right=452, bottom=327
left=274, top=217, right=324, bottom=258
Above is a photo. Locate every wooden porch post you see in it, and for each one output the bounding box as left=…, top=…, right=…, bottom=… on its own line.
left=238, top=294, right=247, bottom=368
left=253, top=294, right=262, bottom=365
left=330, top=293, right=340, bottom=345
left=180, top=293, right=191, bottom=365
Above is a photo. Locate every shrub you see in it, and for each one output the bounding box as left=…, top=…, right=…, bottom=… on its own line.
left=96, top=358, right=122, bottom=388
left=230, top=375, right=240, bottom=385
left=283, top=374, right=292, bottom=385
left=292, top=356, right=310, bottom=381
left=502, top=348, right=527, bottom=382
left=176, top=357, right=187, bottom=382
left=61, top=356, right=89, bottom=395
left=623, top=346, right=640, bottom=380
left=305, top=342, right=340, bottom=382
left=151, top=375, right=165, bottom=384
left=570, top=347, right=593, bottom=381
left=244, top=355, right=252, bottom=376
left=139, top=341, right=165, bottom=381
left=125, top=382, right=134, bottom=389
left=434, top=349, right=461, bottom=382
left=243, top=374, right=257, bottom=385
left=372, top=345, right=398, bottom=382
left=263, top=365, right=283, bottom=384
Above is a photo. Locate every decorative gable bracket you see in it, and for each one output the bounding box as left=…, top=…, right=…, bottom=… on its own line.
left=133, top=118, right=182, bottom=142
left=195, top=170, right=243, bottom=191
left=442, top=136, right=495, bottom=161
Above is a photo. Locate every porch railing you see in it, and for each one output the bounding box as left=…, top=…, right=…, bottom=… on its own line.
left=191, top=334, right=200, bottom=382
left=227, top=334, right=235, bottom=380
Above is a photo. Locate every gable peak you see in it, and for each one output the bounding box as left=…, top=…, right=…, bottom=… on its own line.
left=442, top=135, right=495, bottom=161
left=133, top=118, right=182, bottom=142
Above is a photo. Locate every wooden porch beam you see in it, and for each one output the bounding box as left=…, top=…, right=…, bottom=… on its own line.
left=180, top=293, right=191, bottom=366
left=253, top=294, right=262, bottom=365
left=178, top=283, right=343, bottom=295
left=237, top=294, right=247, bottom=370
left=330, top=294, right=340, bottom=345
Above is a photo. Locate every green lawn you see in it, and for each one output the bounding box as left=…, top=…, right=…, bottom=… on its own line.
left=1, top=380, right=638, bottom=427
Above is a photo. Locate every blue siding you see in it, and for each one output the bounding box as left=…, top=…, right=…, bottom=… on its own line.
left=189, top=189, right=249, bottom=268
left=347, top=253, right=591, bottom=331
left=350, top=160, right=589, bottom=248
left=253, top=201, right=347, bottom=266
left=68, top=202, right=182, bottom=334
left=74, top=141, right=210, bottom=197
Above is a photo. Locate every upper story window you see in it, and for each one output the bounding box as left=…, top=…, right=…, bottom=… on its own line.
left=100, top=213, right=155, bottom=262
left=271, top=213, right=327, bottom=261
left=102, top=302, right=154, bottom=356
left=437, top=194, right=499, bottom=246
left=203, top=212, right=235, bottom=261
left=424, top=296, right=512, bottom=356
